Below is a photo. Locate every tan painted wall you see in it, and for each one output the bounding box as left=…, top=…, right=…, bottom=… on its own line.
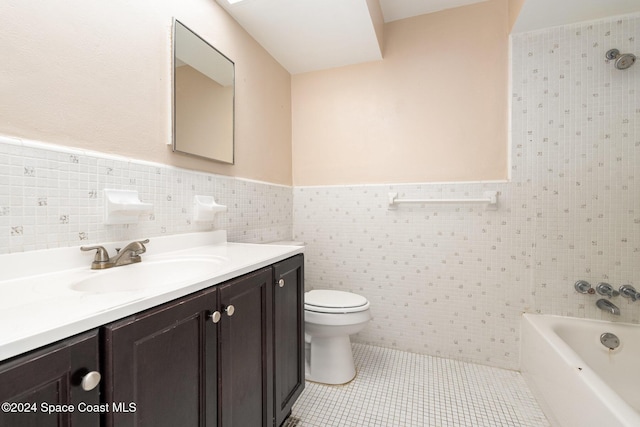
left=292, top=0, right=510, bottom=186
left=0, top=0, right=292, bottom=185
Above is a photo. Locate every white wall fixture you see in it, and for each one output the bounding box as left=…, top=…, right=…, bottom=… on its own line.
left=104, top=189, right=154, bottom=225
left=387, top=190, right=498, bottom=210
left=193, top=195, right=227, bottom=223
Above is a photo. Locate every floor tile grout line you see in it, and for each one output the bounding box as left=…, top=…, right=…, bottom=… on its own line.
left=291, top=343, right=549, bottom=427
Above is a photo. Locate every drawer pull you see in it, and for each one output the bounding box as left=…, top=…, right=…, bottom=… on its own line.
left=81, top=371, right=101, bottom=391
left=210, top=311, right=221, bottom=323
left=225, top=305, right=235, bottom=316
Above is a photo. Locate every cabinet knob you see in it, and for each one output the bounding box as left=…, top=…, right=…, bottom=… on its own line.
left=210, top=311, right=221, bottom=323
left=225, top=305, right=235, bottom=317
left=81, top=371, right=101, bottom=391
left=278, top=279, right=285, bottom=288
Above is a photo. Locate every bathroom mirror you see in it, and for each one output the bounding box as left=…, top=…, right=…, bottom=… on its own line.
left=172, top=19, right=234, bottom=164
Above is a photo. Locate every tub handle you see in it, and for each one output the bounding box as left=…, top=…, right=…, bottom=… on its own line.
left=574, top=280, right=593, bottom=294
left=619, top=285, right=640, bottom=302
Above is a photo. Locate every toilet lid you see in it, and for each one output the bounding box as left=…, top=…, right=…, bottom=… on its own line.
left=304, top=290, right=370, bottom=313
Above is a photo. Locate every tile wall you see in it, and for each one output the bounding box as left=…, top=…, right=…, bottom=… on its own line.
left=294, top=13, right=640, bottom=370
left=0, top=136, right=292, bottom=253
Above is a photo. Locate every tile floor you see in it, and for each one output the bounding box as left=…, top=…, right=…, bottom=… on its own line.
left=289, top=344, right=549, bottom=427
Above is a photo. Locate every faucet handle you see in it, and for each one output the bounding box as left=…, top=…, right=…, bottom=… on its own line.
left=619, top=285, right=640, bottom=301
left=80, top=245, right=110, bottom=262
left=574, top=280, right=593, bottom=294
left=596, top=282, right=619, bottom=298
left=80, top=245, right=113, bottom=269
left=132, top=239, right=149, bottom=255
left=118, top=239, right=149, bottom=259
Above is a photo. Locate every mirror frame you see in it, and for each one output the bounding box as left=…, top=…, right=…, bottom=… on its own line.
left=172, top=18, right=235, bottom=164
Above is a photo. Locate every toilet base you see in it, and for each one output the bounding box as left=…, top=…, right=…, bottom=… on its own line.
left=305, top=335, right=356, bottom=385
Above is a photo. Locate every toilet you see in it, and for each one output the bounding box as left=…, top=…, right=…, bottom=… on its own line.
left=304, top=289, right=372, bottom=385
left=266, top=241, right=372, bottom=385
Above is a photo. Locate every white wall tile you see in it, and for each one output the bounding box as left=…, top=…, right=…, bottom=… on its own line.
left=0, top=138, right=292, bottom=253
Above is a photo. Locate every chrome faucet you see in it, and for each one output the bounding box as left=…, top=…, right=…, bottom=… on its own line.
left=81, top=239, right=149, bottom=269
left=619, top=285, right=640, bottom=302
left=596, top=299, right=620, bottom=315
left=596, top=282, right=619, bottom=298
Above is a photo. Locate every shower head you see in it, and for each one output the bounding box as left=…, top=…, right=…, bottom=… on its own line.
left=605, top=48, right=636, bottom=70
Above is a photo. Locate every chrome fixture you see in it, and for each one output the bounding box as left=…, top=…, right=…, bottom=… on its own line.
left=600, top=332, right=620, bottom=350
left=619, top=285, right=640, bottom=302
left=596, top=282, right=619, bottom=298
left=596, top=299, right=620, bottom=315
left=605, top=49, right=636, bottom=70
left=574, top=280, right=594, bottom=294
left=81, top=239, right=149, bottom=269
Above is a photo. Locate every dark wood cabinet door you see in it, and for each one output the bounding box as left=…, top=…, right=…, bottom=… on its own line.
left=218, top=268, right=273, bottom=427
left=272, top=255, right=305, bottom=427
left=103, top=287, right=218, bottom=427
left=0, top=329, right=101, bottom=427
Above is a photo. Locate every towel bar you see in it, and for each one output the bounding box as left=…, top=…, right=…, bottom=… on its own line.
left=388, top=191, right=498, bottom=210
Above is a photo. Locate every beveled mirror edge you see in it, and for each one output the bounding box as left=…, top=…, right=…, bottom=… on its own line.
left=171, top=18, right=235, bottom=165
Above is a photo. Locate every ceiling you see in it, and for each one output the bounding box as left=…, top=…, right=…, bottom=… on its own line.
left=512, top=0, right=640, bottom=33
left=215, top=0, right=486, bottom=74
left=215, top=0, right=640, bottom=74
left=378, top=0, right=488, bottom=22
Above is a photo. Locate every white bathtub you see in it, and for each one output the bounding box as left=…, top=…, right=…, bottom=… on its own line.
left=521, top=314, right=640, bottom=427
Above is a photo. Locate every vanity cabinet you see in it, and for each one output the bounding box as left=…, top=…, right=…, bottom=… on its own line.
left=103, top=267, right=274, bottom=427
left=272, top=254, right=305, bottom=427
left=102, top=285, right=219, bottom=427
left=0, top=329, right=101, bottom=427
left=0, top=254, right=304, bottom=427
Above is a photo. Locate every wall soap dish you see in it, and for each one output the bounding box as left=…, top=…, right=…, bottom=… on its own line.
left=193, top=195, right=227, bottom=223
left=104, top=189, right=154, bottom=225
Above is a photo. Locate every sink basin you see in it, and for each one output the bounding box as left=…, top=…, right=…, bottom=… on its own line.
left=70, top=257, right=227, bottom=293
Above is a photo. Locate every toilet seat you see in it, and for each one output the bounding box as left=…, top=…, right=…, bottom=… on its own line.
left=304, top=290, right=370, bottom=314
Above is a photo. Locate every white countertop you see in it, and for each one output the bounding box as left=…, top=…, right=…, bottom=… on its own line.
left=0, top=231, right=303, bottom=362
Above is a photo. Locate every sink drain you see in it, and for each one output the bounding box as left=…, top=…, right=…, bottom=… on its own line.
left=600, top=332, right=620, bottom=350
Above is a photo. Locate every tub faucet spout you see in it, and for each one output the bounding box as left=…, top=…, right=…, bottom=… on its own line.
left=596, top=299, right=620, bottom=315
